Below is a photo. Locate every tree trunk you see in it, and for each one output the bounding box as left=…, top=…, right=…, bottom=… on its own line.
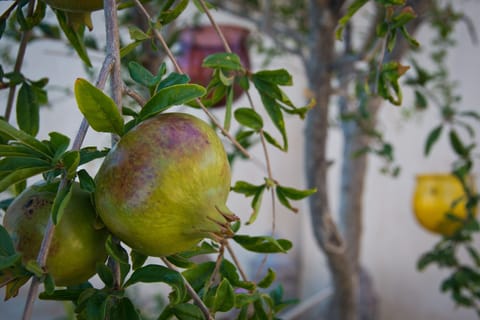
left=304, top=2, right=357, bottom=319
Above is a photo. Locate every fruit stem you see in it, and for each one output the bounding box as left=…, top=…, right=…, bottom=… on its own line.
left=161, top=258, right=214, bottom=320
left=20, top=9, right=117, bottom=320
left=226, top=241, right=249, bottom=283
left=4, top=0, right=34, bottom=122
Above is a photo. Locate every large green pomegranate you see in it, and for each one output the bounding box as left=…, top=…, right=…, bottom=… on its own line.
left=43, top=0, right=105, bottom=12
left=94, top=113, right=236, bottom=257
left=3, top=182, right=108, bottom=286
left=42, top=0, right=111, bottom=30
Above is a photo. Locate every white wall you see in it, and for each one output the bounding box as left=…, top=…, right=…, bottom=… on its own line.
left=1, top=1, right=480, bottom=319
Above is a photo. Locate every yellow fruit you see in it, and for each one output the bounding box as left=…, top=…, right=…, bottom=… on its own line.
left=3, top=182, right=108, bottom=286
left=94, top=113, right=236, bottom=257
left=412, top=174, right=477, bottom=236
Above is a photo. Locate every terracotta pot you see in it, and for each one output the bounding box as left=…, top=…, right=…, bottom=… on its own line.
left=176, top=25, right=250, bottom=107
left=412, top=173, right=477, bottom=236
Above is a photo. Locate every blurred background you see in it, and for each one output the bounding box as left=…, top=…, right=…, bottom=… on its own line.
left=1, top=1, right=480, bottom=319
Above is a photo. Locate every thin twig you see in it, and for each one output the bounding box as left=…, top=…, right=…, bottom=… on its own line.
left=197, top=0, right=232, bottom=53
left=123, top=84, right=147, bottom=106
left=161, top=258, right=214, bottom=320
left=226, top=242, right=249, bottom=282
left=4, top=0, right=35, bottom=121
left=21, top=42, right=116, bottom=320
left=199, top=0, right=279, bottom=279
left=104, top=0, right=123, bottom=288
left=131, top=0, right=250, bottom=158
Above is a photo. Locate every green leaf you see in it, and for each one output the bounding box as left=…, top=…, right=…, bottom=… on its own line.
left=220, top=260, right=255, bottom=291
left=257, top=94, right=287, bottom=151
left=182, top=262, right=216, bottom=292
left=48, top=132, right=70, bottom=160
left=0, top=119, right=51, bottom=157
left=51, top=181, right=73, bottom=225
left=156, top=72, right=190, bottom=92
left=39, top=287, right=88, bottom=301
left=16, top=83, right=40, bottom=136
left=0, top=144, right=44, bottom=158
left=0, top=225, right=16, bottom=256
left=258, top=268, right=275, bottom=289
left=202, top=53, right=243, bottom=71
left=158, top=303, right=205, bottom=320
left=0, top=167, right=51, bottom=193
left=43, top=274, right=55, bottom=295
left=263, top=130, right=284, bottom=151
left=79, top=147, right=109, bottom=166
left=96, top=263, right=114, bottom=287
left=276, top=185, right=316, bottom=200
left=62, top=151, right=80, bottom=179
left=233, top=235, right=292, bottom=253
left=128, top=25, right=150, bottom=41
left=0, top=157, right=51, bottom=173
left=253, top=69, right=292, bottom=86
left=414, top=90, right=427, bottom=109
left=105, top=236, right=129, bottom=265
left=55, top=10, right=92, bottom=67
left=74, top=78, right=124, bottom=135
left=234, top=108, right=263, bottom=131
left=128, top=61, right=156, bottom=87
left=213, top=278, right=235, bottom=312
left=166, top=254, right=194, bottom=269
left=449, top=129, right=467, bottom=157
left=77, top=169, right=95, bottom=193
left=120, top=40, right=143, bottom=58
left=246, top=186, right=265, bottom=225
left=25, top=260, right=44, bottom=278
left=224, top=86, right=234, bottom=131
left=158, top=0, right=189, bottom=25
left=130, top=250, right=148, bottom=270
left=0, top=253, right=22, bottom=269
left=105, top=296, right=140, bottom=320
left=424, top=125, right=443, bottom=156
left=139, top=84, right=206, bottom=119
left=276, top=185, right=316, bottom=213
left=231, top=180, right=264, bottom=196
left=336, top=0, right=369, bottom=40
left=124, top=264, right=186, bottom=304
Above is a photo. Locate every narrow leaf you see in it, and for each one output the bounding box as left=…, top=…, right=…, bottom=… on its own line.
left=213, top=279, right=235, bottom=312
left=202, top=53, right=243, bottom=71
left=51, top=181, right=73, bottom=225
left=449, top=129, right=467, bottom=157
left=16, top=83, right=39, bottom=136
left=424, top=125, right=443, bottom=156
left=62, top=151, right=80, bottom=179
left=0, top=225, right=16, bottom=256
left=233, top=235, right=292, bottom=253
left=124, top=264, right=186, bottom=304
left=77, top=169, right=95, bottom=193
left=253, top=69, right=292, bottom=86
left=276, top=185, right=317, bottom=200
left=128, top=61, right=155, bottom=87
left=257, top=268, right=275, bottom=289
left=0, top=253, right=21, bottom=269
left=234, top=108, right=263, bottom=131
left=55, top=10, right=92, bottom=67
left=0, top=120, right=51, bottom=157
left=74, top=78, right=124, bottom=135
left=105, top=236, right=129, bottom=265
left=0, top=167, right=50, bottom=193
